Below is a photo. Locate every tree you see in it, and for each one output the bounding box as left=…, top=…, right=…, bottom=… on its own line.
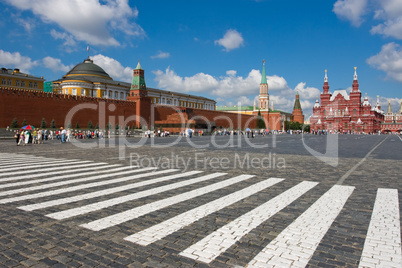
left=88, top=120, right=93, bottom=129
left=95, top=123, right=99, bottom=129
left=10, top=118, right=18, bottom=128
left=50, top=119, right=56, bottom=129
left=256, top=110, right=266, bottom=129
left=21, top=118, right=27, bottom=127
left=115, top=124, right=120, bottom=130
left=106, top=123, right=112, bottom=130
left=66, top=121, right=72, bottom=129
left=40, top=118, right=47, bottom=128
left=75, top=122, right=80, bottom=129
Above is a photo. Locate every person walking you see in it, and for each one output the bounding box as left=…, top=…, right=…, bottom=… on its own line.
left=14, top=130, right=20, bottom=145
left=24, top=130, right=30, bottom=145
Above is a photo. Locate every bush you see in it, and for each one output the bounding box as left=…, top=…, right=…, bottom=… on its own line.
left=88, top=121, right=94, bottom=129
left=40, top=118, right=47, bottom=128
left=10, top=118, right=18, bottom=128
left=50, top=119, right=56, bottom=129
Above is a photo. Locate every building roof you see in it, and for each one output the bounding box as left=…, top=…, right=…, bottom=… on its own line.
left=330, top=90, right=350, bottom=101
left=216, top=105, right=254, bottom=111
left=1, top=68, right=44, bottom=81
left=147, top=87, right=215, bottom=102
left=64, top=58, right=112, bottom=80
left=261, top=60, right=267, bottom=84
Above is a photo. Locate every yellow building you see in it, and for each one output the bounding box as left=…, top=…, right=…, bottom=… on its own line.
left=53, top=57, right=216, bottom=110
left=0, top=68, right=45, bottom=90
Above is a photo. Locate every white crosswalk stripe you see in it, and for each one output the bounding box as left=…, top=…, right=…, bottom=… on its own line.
left=125, top=177, right=285, bottom=246
left=359, top=189, right=402, bottom=268
left=246, top=185, right=355, bottom=267
left=22, top=170, right=203, bottom=213
left=0, top=168, right=176, bottom=204
left=0, top=163, right=120, bottom=185
left=0, top=159, right=85, bottom=174
left=179, top=181, right=318, bottom=263
left=0, top=153, right=399, bottom=267
left=80, top=173, right=247, bottom=231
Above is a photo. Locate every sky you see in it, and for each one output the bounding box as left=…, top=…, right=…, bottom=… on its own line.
left=0, top=0, right=402, bottom=119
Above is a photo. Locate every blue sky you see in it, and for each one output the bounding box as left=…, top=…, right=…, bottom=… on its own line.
left=0, top=0, right=401, bottom=117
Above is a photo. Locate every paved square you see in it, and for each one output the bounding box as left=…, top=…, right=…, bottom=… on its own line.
left=0, top=134, right=401, bottom=267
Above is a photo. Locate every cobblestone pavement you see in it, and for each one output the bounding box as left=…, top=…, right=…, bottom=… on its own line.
left=0, top=134, right=401, bottom=267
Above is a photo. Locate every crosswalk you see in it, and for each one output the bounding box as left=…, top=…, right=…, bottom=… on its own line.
left=0, top=153, right=400, bottom=267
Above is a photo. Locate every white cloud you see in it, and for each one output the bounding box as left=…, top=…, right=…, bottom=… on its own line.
left=92, top=54, right=133, bottom=82
left=214, top=29, right=244, bottom=52
left=50, top=29, right=77, bottom=48
left=42, top=56, right=72, bottom=72
left=371, top=16, right=402, bottom=39
left=333, top=0, right=368, bottom=27
left=5, top=0, right=145, bottom=46
left=0, top=50, right=39, bottom=72
left=366, top=42, right=402, bottom=82
left=150, top=51, right=170, bottom=59
left=294, top=82, right=321, bottom=104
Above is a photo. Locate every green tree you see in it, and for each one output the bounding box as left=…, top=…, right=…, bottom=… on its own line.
left=50, top=119, right=56, bottom=129
left=21, top=118, right=27, bottom=127
left=10, top=118, right=18, bottom=128
left=75, top=122, right=80, bottom=129
left=66, top=121, right=72, bottom=129
left=256, top=110, right=266, bottom=129
left=95, top=123, right=99, bottom=129
left=106, top=122, right=112, bottom=130
left=40, top=118, right=47, bottom=128
left=88, top=120, right=94, bottom=129
left=115, top=124, right=120, bottom=130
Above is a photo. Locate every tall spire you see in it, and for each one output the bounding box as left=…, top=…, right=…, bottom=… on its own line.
left=354, top=66, right=357, bottom=80
left=387, top=99, right=393, bottom=114
left=261, top=60, right=267, bottom=84
left=293, top=91, right=302, bottom=110
left=399, top=99, right=402, bottom=114
left=323, top=69, right=329, bottom=94
left=352, top=66, right=359, bottom=92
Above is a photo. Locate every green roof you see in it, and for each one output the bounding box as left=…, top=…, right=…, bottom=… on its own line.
left=216, top=105, right=254, bottom=111
left=261, top=60, right=267, bottom=84
left=65, top=58, right=112, bottom=80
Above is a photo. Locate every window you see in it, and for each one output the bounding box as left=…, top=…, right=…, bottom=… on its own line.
left=16, top=80, right=20, bottom=87
left=72, top=88, right=77, bottom=95
left=21, top=81, right=25, bottom=87
left=120, top=92, right=124, bottom=99
left=34, top=82, right=38, bottom=89
left=108, top=91, right=112, bottom=98
left=353, top=109, right=357, bottom=115
left=114, top=91, right=118, bottom=98
left=2, top=78, right=6, bottom=85
left=8, top=79, right=12, bottom=86
left=29, top=81, right=33, bottom=88
left=82, top=89, right=86, bottom=96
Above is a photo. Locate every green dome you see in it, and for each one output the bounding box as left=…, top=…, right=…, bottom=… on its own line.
left=65, top=58, right=112, bottom=80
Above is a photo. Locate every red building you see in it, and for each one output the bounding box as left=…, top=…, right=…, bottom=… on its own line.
left=310, top=68, right=384, bottom=134
left=381, top=100, right=402, bottom=133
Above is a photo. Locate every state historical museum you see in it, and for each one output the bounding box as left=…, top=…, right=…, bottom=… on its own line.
left=310, top=68, right=384, bottom=134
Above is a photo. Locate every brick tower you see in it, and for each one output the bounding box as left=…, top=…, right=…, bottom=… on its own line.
left=292, top=91, right=304, bottom=124
left=127, top=61, right=151, bottom=128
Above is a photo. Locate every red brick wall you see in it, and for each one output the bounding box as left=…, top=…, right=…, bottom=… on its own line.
left=0, top=88, right=137, bottom=129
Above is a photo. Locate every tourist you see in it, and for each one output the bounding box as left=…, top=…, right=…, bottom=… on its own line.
left=24, top=130, right=30, bottom=145
left=14, top=130, right=20, bottom=145
left=18, top=131, right=24, bottom=145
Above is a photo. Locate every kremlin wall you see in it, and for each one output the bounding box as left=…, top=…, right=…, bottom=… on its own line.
left=0, top=58, right=306, bottom=132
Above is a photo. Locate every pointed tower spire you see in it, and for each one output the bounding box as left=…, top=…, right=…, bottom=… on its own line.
left=387, top=100, right=393, bottom=114
left=352, top=66, right=359, bottom=92
left=261, top=60, right=267, bottom=85
left=323, top=69, right=329, bottom=94
left=399, top=99, right=402, bottom=114
left=258, top=59, right=269, bottom=110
